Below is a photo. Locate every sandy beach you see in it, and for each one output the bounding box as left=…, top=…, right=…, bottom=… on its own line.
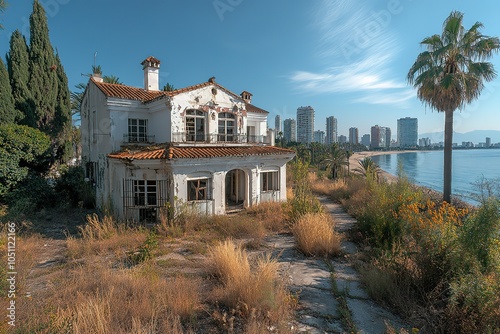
left=349, top=150, right=415, bottom=182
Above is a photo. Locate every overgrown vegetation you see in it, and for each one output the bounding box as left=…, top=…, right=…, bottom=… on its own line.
left=325, top=171, right=500, bottom=333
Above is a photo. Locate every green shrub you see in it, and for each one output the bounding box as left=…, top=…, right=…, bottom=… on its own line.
left=288, top=159, right=322, bottom=222
left=6, top=173, right=55, bottom=213
left=55, top=165, right=95, bottom=208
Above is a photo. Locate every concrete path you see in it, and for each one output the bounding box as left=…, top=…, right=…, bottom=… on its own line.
left=264, top=196, right=408, bottom=333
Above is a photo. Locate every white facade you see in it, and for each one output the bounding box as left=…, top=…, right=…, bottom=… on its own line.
left=80, top=57, right=294, bottom=221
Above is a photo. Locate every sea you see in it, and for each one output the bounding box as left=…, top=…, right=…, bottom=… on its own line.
left=370, top=149, right=500, bottom=204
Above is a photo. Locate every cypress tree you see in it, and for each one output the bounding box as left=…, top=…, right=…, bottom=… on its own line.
left=28, top=0, right=58, bottom=136
left=54, top=52, right=73, bottom=161
left=6, top=30, right=33, bottom=126
left=0, top=57, right=19, bottom=124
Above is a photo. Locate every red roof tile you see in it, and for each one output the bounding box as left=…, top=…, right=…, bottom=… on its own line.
left=91, top=78, right=269, bottom=113
left=92, top=78, right=167, bottom=102
left=108, top=145, right=295, bottom=160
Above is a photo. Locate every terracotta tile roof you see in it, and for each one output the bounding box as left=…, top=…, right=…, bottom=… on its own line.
left=245, top=102, right=269, bottom=114
left=108, top=145, right=295, bottom=160
left=91, top=78, right=167, bottom=102
left=141, top=56, right=160, bottom=65
left=91, top=78, right=269, bottom=113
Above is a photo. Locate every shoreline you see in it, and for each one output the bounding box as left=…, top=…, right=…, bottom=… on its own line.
left=350, top=150, right=475, bottom=208
left=349, top=150, right=414, bottom=182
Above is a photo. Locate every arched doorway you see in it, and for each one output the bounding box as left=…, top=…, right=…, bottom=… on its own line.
left=225, top=169, right=246, bottom=210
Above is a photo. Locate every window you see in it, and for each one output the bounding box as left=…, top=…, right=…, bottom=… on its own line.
left=128, top=119, right=148, bottom=142
left=218, top=112, right=236, bottom=142
left=186, top=110, right=205, bottom=142
left=133, top=180, right=157, bottom=206
left=188, top=179, right=211, bottom=201
left=261, top=171, right=279, bottom=191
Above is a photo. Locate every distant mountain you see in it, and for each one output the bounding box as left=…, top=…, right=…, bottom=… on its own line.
left=418, top=130, right=500, bottom=144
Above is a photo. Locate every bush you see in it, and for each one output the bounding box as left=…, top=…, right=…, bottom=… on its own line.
left=292, top=213, right=341, bottom=257
left=55, top=165, right=95, bottom=208
left=6, top=173, right=55, bottom=213
left=287, top=159, right=322, bottom=222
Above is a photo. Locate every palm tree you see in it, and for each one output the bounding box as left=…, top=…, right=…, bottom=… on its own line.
left=354, top=157, right=381, bottom=181
left=407, top=11, right=499, bottom=203
left=70, top=82, right=87, bottom=122
left=103, top=75, right=123, bottom=84
left=322, top=143, right=348, bottom=180
left=163, top=82, right=176, bottom=92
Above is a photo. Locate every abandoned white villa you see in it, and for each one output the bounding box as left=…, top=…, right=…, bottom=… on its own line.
left=80, top=56, right=295, bottom=221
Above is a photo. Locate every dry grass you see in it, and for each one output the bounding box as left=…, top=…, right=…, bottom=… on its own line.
left=292, top=213, right=342, bottom=257
left=245, top=201, right=287, bottom=233
left=17, top=263, right=201, bottom=333
left=67, top=214, right=147, bottom=259
left=208, top=239, right=292, bottom=320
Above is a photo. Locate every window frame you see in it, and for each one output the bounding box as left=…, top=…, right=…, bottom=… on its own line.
left=218, top=112, right=236, bottom=142
left=186, top=109, right=206, bottom=142
left=261, top=171, right=279, bottom=192
left=128, top=118, right=148, bottom=143
left=187, top=178, right=211, bottom=201
left=133, top=180, right=157, bottom=207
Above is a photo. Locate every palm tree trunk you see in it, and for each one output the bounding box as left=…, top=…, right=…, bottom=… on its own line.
left=443, top=110, right=453, bottom=203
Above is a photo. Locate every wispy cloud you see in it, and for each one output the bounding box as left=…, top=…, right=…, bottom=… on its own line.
left=290, top=0, right=413, bottom=106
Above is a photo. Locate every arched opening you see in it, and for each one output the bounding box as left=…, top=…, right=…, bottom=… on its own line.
left=225, top=169, right=246, bottom=211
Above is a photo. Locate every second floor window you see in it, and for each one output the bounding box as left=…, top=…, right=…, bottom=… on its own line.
left=186, top=110, right=205, bottom=142
left=218, top=112, right=236, bottom=142
left=128, top=119, right=148, bottom=143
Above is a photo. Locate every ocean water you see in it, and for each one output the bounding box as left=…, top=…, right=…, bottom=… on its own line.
left=371, top=149, right=500, bottom=202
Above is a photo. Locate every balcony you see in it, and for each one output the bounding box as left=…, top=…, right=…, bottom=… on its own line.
left=171, top=133, right=268, bottom=144
left=123, top=134, right=156, bottom=144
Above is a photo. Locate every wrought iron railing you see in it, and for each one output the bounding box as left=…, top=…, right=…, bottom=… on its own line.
left=171, top=132, right=268, bottom=144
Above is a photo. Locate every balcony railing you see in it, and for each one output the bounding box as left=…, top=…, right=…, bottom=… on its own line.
left=123, top=134, right=156, bottom=144
left=171, top=132, right=268, bottom=144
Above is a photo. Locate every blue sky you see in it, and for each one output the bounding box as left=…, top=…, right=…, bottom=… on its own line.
left=1, top=0, right=500, bottom=139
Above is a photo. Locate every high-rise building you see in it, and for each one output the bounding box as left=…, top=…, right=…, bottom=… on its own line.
left=397, top=117, right=418, bottom=148
left=296, top=106, right=315, bottom=143
left=326, top=116, right=337, bottom=144
left=385, top=127, right=391, bottom=149
left=361, top=134, right=370, bottom=147
left=349, top=127, right=359, bottom=144
left=370, top=125, right=390, bottom=149
left=486, top=137, right=491, bottom=147
left=419, top=137, right=431, bottom=147
left=283, top=118, right=296, bottom=143
left=314, top=130, right=325, bottom=144
left=275, top=115, right=282, bottom=133
left=338, top=135, right=347, bottom=143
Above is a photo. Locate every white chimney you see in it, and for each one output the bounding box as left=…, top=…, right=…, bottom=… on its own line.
left=141, top=56, right=160, bottom=91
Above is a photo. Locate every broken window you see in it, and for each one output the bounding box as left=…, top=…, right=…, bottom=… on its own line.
left=188, top=178, right=211, bottom=201
left=128, top=119, right=148, bottom=142
left=186, top=110, right=205, bottom=142
left=261, top=171, right=279, bottom=192
left=218, top=112, right=236, bottom=142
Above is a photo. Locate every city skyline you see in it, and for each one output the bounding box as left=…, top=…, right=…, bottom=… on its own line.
left=2, top=1, right=500, bottom=137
